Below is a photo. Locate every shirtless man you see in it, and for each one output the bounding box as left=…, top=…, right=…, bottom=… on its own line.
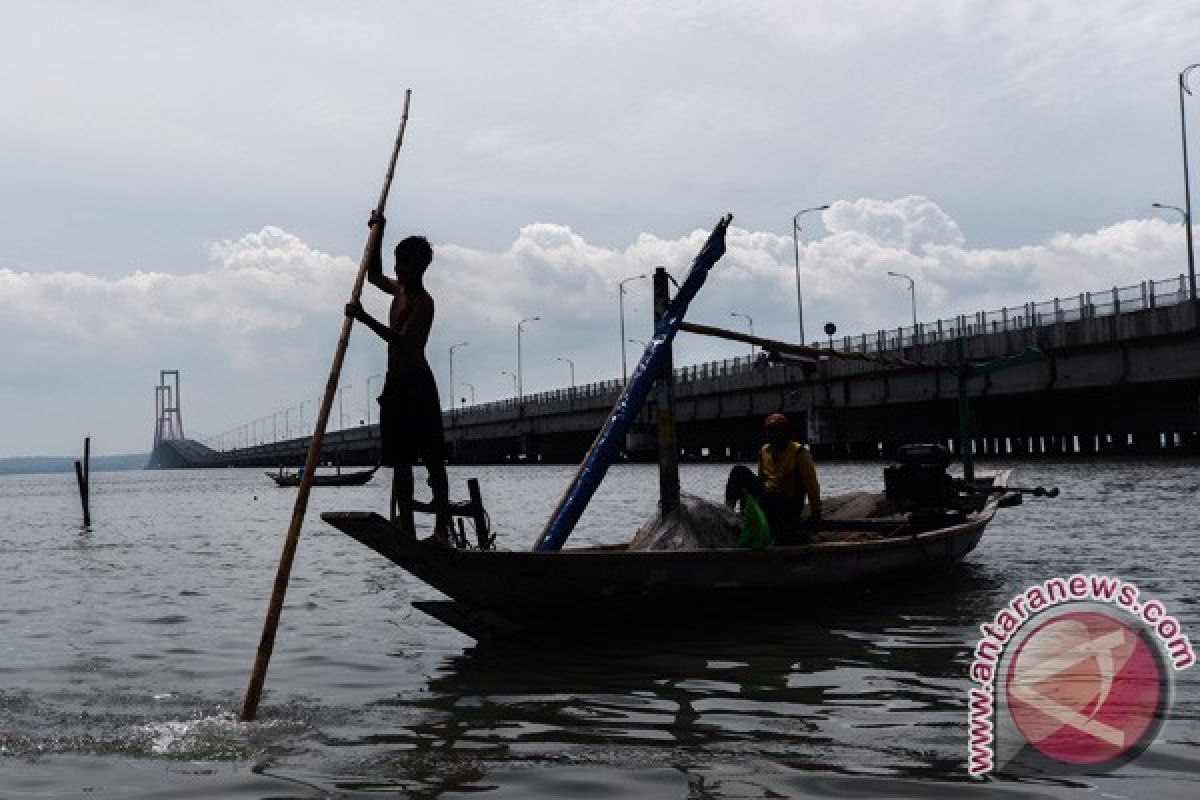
left=346, top=211, right=451, bottom=542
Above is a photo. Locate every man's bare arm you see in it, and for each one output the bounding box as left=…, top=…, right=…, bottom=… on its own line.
left=365, top=211, right=400, bottom=295
left=345, top=302, right=396, bottom=344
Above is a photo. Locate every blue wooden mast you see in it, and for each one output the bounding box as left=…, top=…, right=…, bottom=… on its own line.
left=534, top=214, right=732, bottom=552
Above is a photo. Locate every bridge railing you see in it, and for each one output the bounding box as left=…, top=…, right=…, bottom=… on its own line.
left=825, top=274, right=1189, bottom=354
left=452, top=274, right=1190, bottom=414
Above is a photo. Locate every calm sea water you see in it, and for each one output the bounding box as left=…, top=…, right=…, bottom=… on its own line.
left=1, top=461, right=1197, bottom=798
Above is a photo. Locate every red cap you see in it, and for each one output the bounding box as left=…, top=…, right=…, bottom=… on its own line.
left=765, top=412, right=790, bottom=430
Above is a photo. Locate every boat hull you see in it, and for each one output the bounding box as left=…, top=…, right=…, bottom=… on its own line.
left=321, top=472, right=1007, bottom=639
left=268, top=468, right=376, bottom=487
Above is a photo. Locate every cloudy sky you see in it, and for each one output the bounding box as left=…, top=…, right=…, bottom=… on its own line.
left=1, top=0, right=1196, bottom=456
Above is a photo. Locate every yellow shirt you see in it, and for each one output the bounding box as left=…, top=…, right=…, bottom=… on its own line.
left=759, top=441, right=821, bottom=515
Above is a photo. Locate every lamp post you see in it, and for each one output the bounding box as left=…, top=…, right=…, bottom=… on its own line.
left=517, top=317, right=539, bottom=400
left=501, top=370, right=518, bottom=397
left=365, top=373, right=383, bottom=429
left=556, top=356, right=575, bottom=391
left=284, top=407, right=291, bottom=440
left=448, top=341, right=468, bottom=413
left=1177, top=64, right=1200, bottom=300
left=887, top=270, right=918, bottom=329
left=793, top=204, right=830, bottom=345
left=460, top=382, right=475, bottom=407
left=729, top=311, right=755, bottom=359
left=618, top=274, right=648, bottom=385
left=1153, top=203, right=1191, bottom=296
left=336, top=384, right=352, bottom=431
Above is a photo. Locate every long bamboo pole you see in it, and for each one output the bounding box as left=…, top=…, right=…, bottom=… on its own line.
left=239, top=90, right=412, bottom=722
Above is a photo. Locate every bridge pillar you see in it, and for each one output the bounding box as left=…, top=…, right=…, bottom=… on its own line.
left=1130, top=431, right=1156, bottom=455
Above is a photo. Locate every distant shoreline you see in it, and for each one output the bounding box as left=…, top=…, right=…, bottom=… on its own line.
left=0, top=454, right=148, bottom=476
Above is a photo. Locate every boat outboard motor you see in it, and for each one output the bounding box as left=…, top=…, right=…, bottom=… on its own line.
left=884, top=444, right=985, bottom=520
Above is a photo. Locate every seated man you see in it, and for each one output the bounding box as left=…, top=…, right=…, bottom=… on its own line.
left=725, top=412, right=821, bottom=542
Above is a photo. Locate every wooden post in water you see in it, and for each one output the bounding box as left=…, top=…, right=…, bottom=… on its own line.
left=74, top=436, right=91, bottom=528
left=653, top=268, right=680, bottom=513
left=239, top=91, right=412, bottom=722
left=467, top=478, right=490, bottom=549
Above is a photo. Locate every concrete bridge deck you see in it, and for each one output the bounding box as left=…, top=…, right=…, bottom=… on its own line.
left=151, top=285, right=1200, bottom=468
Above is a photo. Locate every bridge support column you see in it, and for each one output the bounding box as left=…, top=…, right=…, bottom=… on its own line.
left=1130, top=431, right=1155, bottom=455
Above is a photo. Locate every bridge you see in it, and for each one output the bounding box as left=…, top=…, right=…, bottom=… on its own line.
left=148, top=274, right=1200, bottom=469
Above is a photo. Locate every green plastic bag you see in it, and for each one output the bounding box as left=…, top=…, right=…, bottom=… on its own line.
left=737, top=492, right=774, bottom=549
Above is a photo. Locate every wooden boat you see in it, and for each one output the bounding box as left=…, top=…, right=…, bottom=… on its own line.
left=318, top=218, right=1050, bottom=641
left=268, top=465, right=378, bottom=487
left=321, top=469, right=1013, bottom=640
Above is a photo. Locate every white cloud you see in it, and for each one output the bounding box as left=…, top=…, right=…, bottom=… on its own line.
left=825, top=196, right=965, bottom=250
left=1, top=197, right=1189, bottom=455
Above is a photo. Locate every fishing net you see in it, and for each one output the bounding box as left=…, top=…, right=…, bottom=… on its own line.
left=626, top=491, right=896, bottom=551
left=627, top=493, right=742, bottom=551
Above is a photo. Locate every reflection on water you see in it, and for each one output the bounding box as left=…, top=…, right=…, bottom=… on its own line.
left=0, top=462, right=1196, bottom=798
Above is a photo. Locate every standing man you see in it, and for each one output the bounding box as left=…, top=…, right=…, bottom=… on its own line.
left=724, top=412, right=821, bottom=542
left=346, top=211, right=451, bottom=543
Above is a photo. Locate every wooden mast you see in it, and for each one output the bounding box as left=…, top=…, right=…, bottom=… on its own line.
left=653, top=268, right=680, bottom=513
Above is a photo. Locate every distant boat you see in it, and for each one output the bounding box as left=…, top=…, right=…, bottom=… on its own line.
left=321, top=469, right=1015, bottom=641
left=268, top=465, right=378, bottom=487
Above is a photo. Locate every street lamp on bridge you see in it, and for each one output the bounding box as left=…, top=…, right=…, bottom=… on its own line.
left=1153, top=203, right=1192, bottom=298
left=460, top=382, right=475, bottom=407
left=336, top=384, right=352, bottom=431
left=887, top=270, right=918, bottom=329
left=556, top=356, right=575, bottom=391
left=792, top=204, right=830, bottom=345
left=729, top=311, right=755, bottom=359
left=501, top=370, right=518, bottom=397
left=1175, top=63, right=1200, bottom=301
left=517, top=317, right=539, bottom=400
left=618, top=274, right=648, bottom=385
left=448, top=341, right=468, bottom=413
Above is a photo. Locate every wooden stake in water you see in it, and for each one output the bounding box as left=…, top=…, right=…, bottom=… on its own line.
left=239, top=90, right=413, bottom=722
left=74, top=437, right=91, bottom=528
